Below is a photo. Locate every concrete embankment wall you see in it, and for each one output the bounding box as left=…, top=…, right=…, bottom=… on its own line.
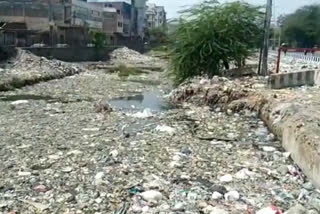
left=23, top=47, right=118, bottom=62
left=23, top=44, right=145, bottom=62
left=260, top=100, right=320, bottom=189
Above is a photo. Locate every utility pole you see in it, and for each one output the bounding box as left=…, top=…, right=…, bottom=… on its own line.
left=261, top=0, right=272, bottom=76
left=278, top=25, right=282, bottom=47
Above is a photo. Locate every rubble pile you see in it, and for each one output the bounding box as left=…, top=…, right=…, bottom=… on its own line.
left=0, top=50, right=84, bottom=91
left=109, top=47, right=165, bottom=67
left=170, top=76, right=268, bottom=112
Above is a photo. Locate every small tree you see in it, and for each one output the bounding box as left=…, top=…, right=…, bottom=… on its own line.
left=89, top=31, right=109, bottom=60
left=170, top=0, right=264, bottom=83
left=89, top=31, right=109, bottom=48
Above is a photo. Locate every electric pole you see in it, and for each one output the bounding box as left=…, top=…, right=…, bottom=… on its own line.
left=261, top=0, right=272, bottom=76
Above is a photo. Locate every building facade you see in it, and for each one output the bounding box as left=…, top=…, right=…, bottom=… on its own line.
left=133, top=0, right=147, bottom=39
left=0, top=0, right=103, bottom=46
left=88, top=1, right=132, bottom=37
left=0, top=0, right=165, bottom=47
left=146, top=3, right=166, bottom=29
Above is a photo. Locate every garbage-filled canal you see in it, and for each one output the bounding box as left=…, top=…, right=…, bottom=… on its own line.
left=0, top=48, right=319, bottom=214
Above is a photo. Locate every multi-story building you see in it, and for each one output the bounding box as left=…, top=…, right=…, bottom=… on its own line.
left=88, top=0, right=132, bottom=37
left=0, top=0, right=104, bottom=46
left=146, top=3, right=166, bottom=29
left=102, top=7, right=121, bottom=35
left=0, top=0, right=164, bottom=46
left=133, top=0, right=147, bottom=39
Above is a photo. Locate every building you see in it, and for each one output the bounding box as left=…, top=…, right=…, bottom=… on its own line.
left=88, top=1, right=132, bottom=37
left=61, top=0, right=104, bottom=46
left=0, top=0, right=104, bottom=47
left=133, top=0, right=147, bottom=39
left=0, top=0, right=165, bottom=47
left=146, top=3, right=166, bottom=29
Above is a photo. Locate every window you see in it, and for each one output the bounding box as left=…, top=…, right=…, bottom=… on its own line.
left=117, top=10, right=121, bottom=15
left=118, top=22, right=123, bottom=27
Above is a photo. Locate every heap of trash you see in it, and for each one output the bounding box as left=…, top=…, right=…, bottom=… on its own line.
left=109, top=47, right=165, bottom=67
left=0, top=49, right=83, bottom=91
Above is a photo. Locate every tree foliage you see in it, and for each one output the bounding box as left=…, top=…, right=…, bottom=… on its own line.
left=147, top=26, right=169, bottom=45
left=282, top=4, right=320, bottom=47
left=170, top=0, right=264, bottom=84
left=89, top=31, right=108, bottom=48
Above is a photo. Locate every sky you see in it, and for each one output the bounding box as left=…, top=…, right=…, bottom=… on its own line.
left=149, top=0, right=320, bottom=19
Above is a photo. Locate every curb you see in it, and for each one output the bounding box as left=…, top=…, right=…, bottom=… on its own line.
left=269, top=70, right=315, bottom=89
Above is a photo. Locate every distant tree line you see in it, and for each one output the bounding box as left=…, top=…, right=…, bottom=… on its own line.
left=281, top=4, right=320, bottom=48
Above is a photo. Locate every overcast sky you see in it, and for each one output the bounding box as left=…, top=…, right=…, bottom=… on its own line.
left=149, top=0, right=320, bottom=19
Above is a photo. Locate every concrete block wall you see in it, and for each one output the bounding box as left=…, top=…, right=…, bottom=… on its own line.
left=269, top=70, right=315, bottom=89
left=314, top=70, right=320, bottom=86
left=23, top=47, right=117, bottom=62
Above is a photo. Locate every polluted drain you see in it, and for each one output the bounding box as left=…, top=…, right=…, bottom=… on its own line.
left=109, top=90, right=171, bottom=112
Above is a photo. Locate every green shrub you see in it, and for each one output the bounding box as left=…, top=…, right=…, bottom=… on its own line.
left=170, top=0, right=263, bottom=84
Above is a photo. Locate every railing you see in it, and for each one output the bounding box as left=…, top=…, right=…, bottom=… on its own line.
left=276, top=47, right=320, bottom=73
left=285, top=52, right=320, bottom=63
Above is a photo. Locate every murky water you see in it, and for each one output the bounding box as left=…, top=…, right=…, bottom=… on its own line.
left=109, top=90, right=170, bottom=111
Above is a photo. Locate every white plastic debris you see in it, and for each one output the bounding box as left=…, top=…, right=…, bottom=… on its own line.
left=94, top=172, right=105, bottom=185
left=61, top=167, right=73, bottom=173
left=173, top=202, right=185, bottom=211
left=235, top=168, right=254, bottom=180
left=140, top=190, right=163, bottom=204
left=283, top=152, right=291, bottom=158
left=110, top=150, right=119, bottom=158
left=48, top=154, right=61, bottom=160
left=200, top=79, right=210, bottom=85
left=263, top=146, right=276, bottom=152
left=130, top=108, right=153, bottom=118
left=67, top=150, right=83, bottom=156
left=212, top=191, right=223, bottom=200
left=255, top=127, right=269, bottom=136
left=219, top=174, right=233, bottom=183
left=209, top=207, right=229, bottom=214
left=11, top=100, right=29, bottom=105
left=18, top=171, right=31, bottom=176
left=224, top=191, right=240, bottom=201
left=142, top=206, right=150, bottom=212
left=155, top=125, right=176, bottom=135
left=82, top=128, right=100, bottom=132
left=257, top=206, right=282, bottom=214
